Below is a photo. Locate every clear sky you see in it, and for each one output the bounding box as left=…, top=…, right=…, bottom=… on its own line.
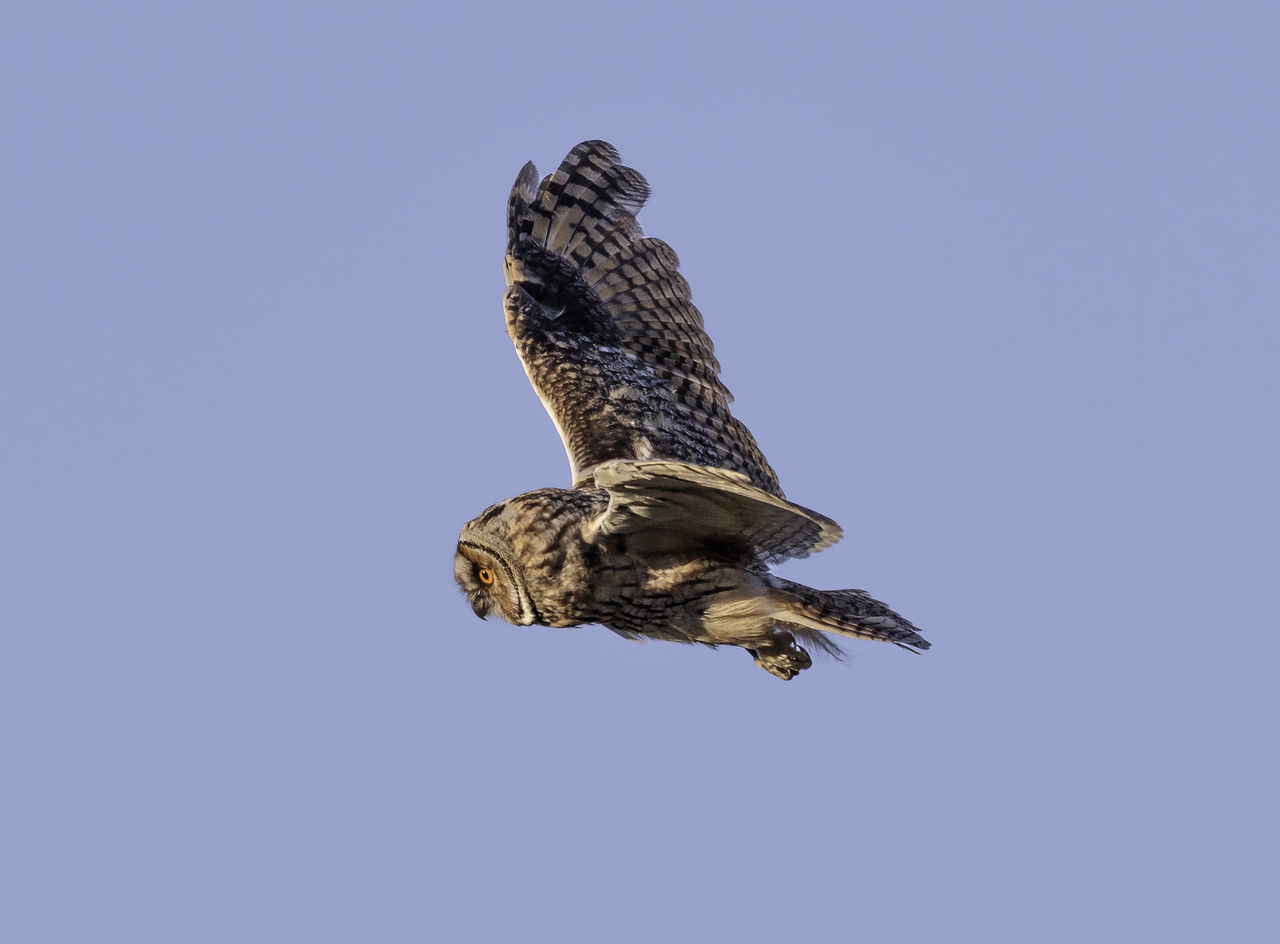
left=4, top=2, right=1277, bottom=941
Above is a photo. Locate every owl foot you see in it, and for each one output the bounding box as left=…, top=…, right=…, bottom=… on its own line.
left=747, top=640, right=812, bottom=680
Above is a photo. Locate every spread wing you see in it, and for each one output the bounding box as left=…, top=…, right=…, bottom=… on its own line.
left=503, top=141, right=784, bottom=497
left=584, top=459, right=842, bottom=565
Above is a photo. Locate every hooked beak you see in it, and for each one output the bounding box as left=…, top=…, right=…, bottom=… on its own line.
left=470, top=598, right=488, bottom=620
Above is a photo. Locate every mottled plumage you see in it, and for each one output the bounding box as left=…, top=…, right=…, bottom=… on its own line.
left=455, top=141, right=929, bottom=679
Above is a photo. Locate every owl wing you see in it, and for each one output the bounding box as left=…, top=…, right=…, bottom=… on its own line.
left=503, top=141, right=784, bottom=497
left=584, top=459, right=842, bottom=565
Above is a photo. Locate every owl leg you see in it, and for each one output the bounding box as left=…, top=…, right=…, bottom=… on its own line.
left=745, top=633, right=812, bottom=681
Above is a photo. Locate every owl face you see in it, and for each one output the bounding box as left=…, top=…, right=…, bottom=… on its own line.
left=454, top=529, right=538, bottom=627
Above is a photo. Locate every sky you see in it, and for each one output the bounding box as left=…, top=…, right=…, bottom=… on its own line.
left=3, top=2, right=1278, bottom=941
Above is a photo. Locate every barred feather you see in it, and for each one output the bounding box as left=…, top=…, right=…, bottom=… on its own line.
left=771, top=578, right=932, bottom=653
left=503, top=141, right=781, bottom=496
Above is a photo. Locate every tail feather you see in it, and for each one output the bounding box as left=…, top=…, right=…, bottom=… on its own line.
left=772, top=578, right=931, bottom=653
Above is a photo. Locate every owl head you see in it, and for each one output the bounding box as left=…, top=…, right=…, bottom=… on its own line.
left=454, top=504, right=539, bottom=626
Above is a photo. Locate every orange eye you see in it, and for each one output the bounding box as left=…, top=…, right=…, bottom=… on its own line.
left=477, top=567, right=494, bottom=585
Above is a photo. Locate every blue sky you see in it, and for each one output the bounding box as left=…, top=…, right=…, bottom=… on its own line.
left=4, top=2, right=1277, bottom=941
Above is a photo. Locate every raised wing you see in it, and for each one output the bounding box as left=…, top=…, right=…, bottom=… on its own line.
left=503, top=141, right=783, bottom=496
left=584, top=459, right=842, bottom=565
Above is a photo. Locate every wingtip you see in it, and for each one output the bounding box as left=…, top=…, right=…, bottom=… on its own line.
left=512, top=161, right=539, bottom=202
left=507, top=160, right=543, bottom=245
left=570, top=139, right=621, bottom=164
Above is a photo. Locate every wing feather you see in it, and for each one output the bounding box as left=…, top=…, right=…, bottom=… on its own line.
left=586, top=459, right=842, bottom=565
left=503, top=141, right=782, bottom=495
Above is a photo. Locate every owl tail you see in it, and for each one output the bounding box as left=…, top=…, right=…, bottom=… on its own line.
left=771, top=578, right=931, bottom=654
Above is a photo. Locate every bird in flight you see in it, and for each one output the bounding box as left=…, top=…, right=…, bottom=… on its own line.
left=454, top=141, right=929, bottom=679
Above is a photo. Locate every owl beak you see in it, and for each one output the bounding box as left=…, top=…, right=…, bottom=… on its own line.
left=470, top=598, right=488, bottom=621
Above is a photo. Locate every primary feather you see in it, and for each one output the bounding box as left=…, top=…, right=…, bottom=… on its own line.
left=503, top=140, right=781, bottom=495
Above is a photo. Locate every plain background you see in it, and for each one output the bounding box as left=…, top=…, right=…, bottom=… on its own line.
left=4, top=2, right=1277, bottom=941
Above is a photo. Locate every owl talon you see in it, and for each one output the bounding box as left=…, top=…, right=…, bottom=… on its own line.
left=748, top=641, right=812, bottom=680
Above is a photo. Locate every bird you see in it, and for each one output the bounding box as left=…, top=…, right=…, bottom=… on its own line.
left=454, top=140, right=929, bottom=679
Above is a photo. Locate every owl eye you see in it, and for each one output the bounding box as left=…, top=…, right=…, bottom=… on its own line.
left=477, top=567, right=495, bottom=585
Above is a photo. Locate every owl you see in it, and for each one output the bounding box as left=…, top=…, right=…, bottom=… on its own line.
left=454, top=141, right=929, bottom=679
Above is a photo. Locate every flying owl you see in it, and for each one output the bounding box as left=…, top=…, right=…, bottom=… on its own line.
left=454, top=141, right=929, bottom=679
